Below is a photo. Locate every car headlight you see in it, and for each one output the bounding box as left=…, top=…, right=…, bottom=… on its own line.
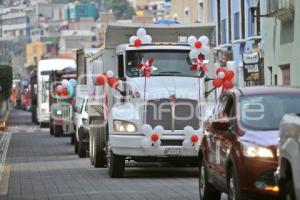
left=56, top=110, right=62, bottom=116
left=242, top=142, right=274, bottom=158
left=113, top=120, right=138, bottom=133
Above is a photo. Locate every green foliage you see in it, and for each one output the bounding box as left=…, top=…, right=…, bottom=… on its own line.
left=0, top=65, right=13, bottom=100
left=104, top=0, right=135, bottom=19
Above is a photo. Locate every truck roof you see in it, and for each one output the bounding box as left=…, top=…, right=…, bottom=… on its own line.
left=38, top=59, right=76, bottom=74
left=116, top=44, right=191, bottom=54
left=105, top=23, right=215, bottom=49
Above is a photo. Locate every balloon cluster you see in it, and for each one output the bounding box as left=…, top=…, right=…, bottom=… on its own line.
left=129, top=28, right=152, bottom=47
left=190, top=55, right=208, bottom=72
left=96, top=70, right=119, bottom=89
left=182, top=126, right=201, bottom=150
left=188, top=35, right=211, bottom=60
left=136, top=58, right=157, bottom=78
left=56, top=79, right=77, bottom=98
left=213, top=67, right=235, bottom=90
left=140, top=124, right=164, bottom=149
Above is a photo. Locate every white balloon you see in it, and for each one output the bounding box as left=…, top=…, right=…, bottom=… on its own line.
left=106, top=70, right=114, bottom=78
left=137, top=28, right=147, bottom=38
left=183, top=139, right=193, bottom=149
left=62, top=79, right=69, bottom=86
left=142, top=35, right=152, bottom=44
left=141, top=138, right=152, bottom=149
left=189, top=48, right=199, bottom=60
left=200, top=45, right=211, bottom=56
left=142, top=124, right=153, bottom=136
left=188, top=36, right=197, bottom=47
left=184, top=126, right=194, bottom=137
left=218, top=71, right=225, bottom=79
left=154, top=125, right=164, bottom=136
left=129, top=36, right=138, bottom=44
left=199, top=35, right=209, bottom=45
left=153, top=139, right=161, bottom=148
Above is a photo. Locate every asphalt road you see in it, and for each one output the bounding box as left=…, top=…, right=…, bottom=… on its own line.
left=0, top=109, right=227, bottom=200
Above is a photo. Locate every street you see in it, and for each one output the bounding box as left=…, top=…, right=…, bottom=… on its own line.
left=0, top=109, right=227, bottom=200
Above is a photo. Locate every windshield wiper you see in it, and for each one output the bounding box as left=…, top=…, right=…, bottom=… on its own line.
left=156, top=71, right=182, bottom=76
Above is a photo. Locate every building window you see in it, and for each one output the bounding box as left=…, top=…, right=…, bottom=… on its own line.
left=234, top=12, right=240, bottom=40
left=248, top=9, right=255, bottom=37
left=221, top=19, right=227, bottom=44
left=241, top=0, right=245, bottom=38
left=268, top=66, right=273, bottom=85
left=280, top=64, right=291, bottom=86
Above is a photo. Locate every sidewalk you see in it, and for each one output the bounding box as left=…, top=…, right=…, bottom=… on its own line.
left=0, top=110, right=10, bottom=130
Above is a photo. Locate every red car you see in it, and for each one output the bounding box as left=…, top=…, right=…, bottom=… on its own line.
left=198, top=86, right=300, bottom=200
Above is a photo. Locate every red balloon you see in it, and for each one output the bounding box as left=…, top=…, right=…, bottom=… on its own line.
left=108, top=77, right=119, bottom=89
left=61, top=86, right=68, bottom=96
left=194, top=41, right=202, bottom=49
left=56, top=85, right=63, bottom=95
left=191, top=134, right=199, bottom=143
left=151, top=133, right=159, bottom=142
left=223, top=80, right=234, bottom=90
left=213, top=78, right=223, bottom=88
left=216, top=67, right=227, bottom=75
left=134, top=38, right=142, bottom=47
left=224, top=70, right=235, bottom=80
left=96, top=74, right=107, bottom=85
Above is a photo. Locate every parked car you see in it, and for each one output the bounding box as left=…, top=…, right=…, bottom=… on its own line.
left=276, top=114, right=300, bottom=200
left=74, top=97, right=89, bottom=158
left=198, top=86, right=300, bottom=200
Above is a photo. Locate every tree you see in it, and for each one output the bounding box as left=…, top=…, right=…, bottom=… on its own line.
left=0, top=65, right=13, bottom=100
left=104, top=0, right=135, bottom=20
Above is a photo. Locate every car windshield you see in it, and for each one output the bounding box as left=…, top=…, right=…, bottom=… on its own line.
left=239, top=94, right=300, bottom=130
left=126, top=50, right=197, bottom=77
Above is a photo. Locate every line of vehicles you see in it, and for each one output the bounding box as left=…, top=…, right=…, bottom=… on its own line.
left=28, top=23, right=299, bottom=200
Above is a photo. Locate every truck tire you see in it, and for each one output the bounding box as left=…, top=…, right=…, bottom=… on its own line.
left=50, top=124, right=54, bottom=135
left=109, top=151, right=125, bottom=178
left=89, top=128, right=95, bottom=165
left=54, top=125, right=63, bottom=137
left=74, top=137, right=79, bottom=154
left=78, top=128, right=86, bottom=158
left=91, top=119, right=107, bottom=168
left=31, top=106, right=36, bottom=123
left=283, top=180, right=296, bottom=200
left=70, top=134, right=75, bottom=145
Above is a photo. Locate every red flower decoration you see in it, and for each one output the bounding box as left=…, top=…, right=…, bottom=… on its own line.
left=213, top=67, right=235, bottom=90
left=137, top=58, right=155, bottom=78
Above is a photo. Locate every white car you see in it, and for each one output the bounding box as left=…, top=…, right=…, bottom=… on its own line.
left=74, top=97, right=89, bottom=158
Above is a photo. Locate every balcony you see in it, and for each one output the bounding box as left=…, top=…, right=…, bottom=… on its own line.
left=267, top=0, right=295, bottom=21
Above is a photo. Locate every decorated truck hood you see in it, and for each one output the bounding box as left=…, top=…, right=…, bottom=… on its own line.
left=129, top=76, right=203, bottom=101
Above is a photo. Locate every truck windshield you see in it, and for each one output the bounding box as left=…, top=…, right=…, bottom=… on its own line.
left=126, top=50, right=196, bottom=77
left=239, top=95, right=300, bottom=130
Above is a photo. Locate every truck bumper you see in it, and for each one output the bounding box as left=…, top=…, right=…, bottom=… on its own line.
left=109, top=134, right=199, bottom=157
left=39, top=114, right=50, bottom=124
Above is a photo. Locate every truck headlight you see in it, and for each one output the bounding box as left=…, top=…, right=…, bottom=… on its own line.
left=113, top=120, right=137, bottom=133
left=56, top=110, right=62, bottom=116
left=242, top=142, right=274, bottom=158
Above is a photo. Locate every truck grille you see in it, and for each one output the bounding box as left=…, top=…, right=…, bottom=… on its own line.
left=145, top=99, right=200, bottom=130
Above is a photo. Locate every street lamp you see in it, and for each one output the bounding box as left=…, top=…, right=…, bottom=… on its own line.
left=247, top=0, right=269, bottom=18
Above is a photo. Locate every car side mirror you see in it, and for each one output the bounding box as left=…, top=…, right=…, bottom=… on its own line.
left=212, top=119, right=230, bottom=131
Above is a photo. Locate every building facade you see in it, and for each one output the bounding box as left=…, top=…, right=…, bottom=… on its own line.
left=209, top=0, right=265, bottom=87
left=262, top=0, right=298, bottom=86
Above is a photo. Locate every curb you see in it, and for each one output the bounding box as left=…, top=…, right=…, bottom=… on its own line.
left=0, top=110, right=10, bottom=131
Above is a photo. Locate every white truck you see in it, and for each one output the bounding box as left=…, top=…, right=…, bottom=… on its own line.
left=81, top=23, right=214, bottom=177
left=37, top=59, right=76, bottom=127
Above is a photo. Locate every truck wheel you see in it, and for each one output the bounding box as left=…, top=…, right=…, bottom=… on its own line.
left=91, top=120, right=107, bottom=168
left=74, top=135, right=79, bottom=154
left=109, top=151, right=125, bottom=178
left=283, top=180, right=296, bottom=200
left=31, top=106, right=36, bottom=123
left=78, top=128, right=86, bottom=158
left=70, top=134, right=75, bottom=145
left=54, top=125, right=63, bottom=137
left=50, top=124, right=54, bottom=135
left=89, top=129, right=95, bottom=165
left=199, top=159, right=221, bottom=200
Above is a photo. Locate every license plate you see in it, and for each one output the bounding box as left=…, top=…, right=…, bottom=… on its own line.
left=164, top=148, right=181, bottom=156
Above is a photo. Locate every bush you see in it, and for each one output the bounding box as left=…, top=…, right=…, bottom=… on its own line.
left=0, top=65, right=13, bottom=100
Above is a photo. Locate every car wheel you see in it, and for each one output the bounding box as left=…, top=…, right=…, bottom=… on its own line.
left=199, top=158, right=221, bottom=200
left=227, top=166, right=241, bottom=200
left=92, top=120, right=107, bottom=168
left=283, top=180, right=296, bottom=200
left=74, top=136, right=79, bottom=154
left=78, top=128, right=86, bottom=158
left=108, top=151, right=125, bottom=178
